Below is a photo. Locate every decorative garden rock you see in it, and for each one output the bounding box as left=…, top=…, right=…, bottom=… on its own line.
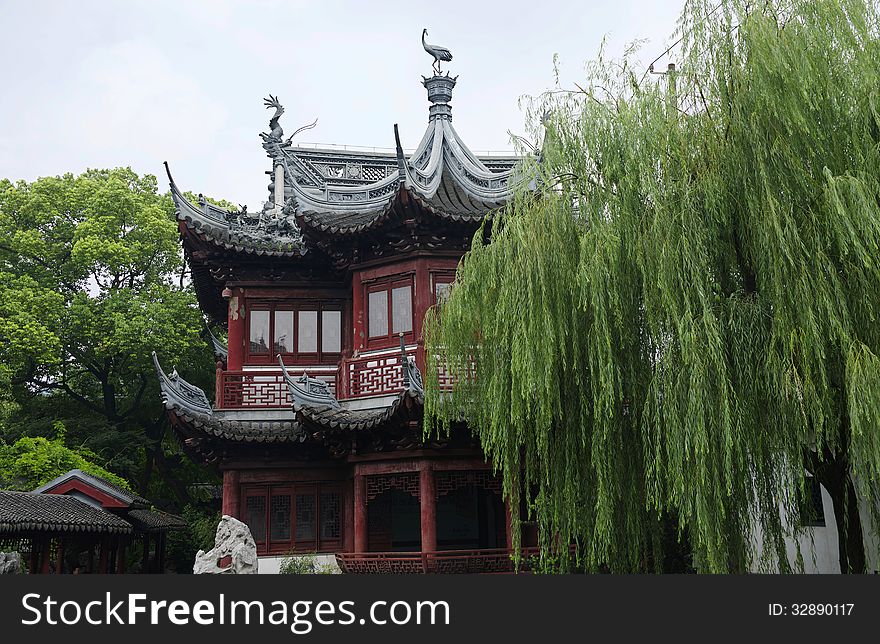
left=0, top=551, right=22, bottom=574
left=193, top=515, right=258, bottom=574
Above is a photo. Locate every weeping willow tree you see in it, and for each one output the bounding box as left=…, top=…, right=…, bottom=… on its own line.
left=424, top=0, right=880, bottom=573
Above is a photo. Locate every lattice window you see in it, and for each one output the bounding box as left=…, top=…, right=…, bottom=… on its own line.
left=295, top=491, right=316, bottom=542
left=270, top=493, right=291, bottom=541
left=245, top=495, right=267, bottom=543
left=435, top=471, right=502, bottom=498
left=369, top=182, right=398, bottom=199
left=362, top=165, right=388, bottom=182
left=243, top=482, right=342, bottom=554
left=366, top=473, right=420, bottom=501
left=320, top=491, right=341, bottom=540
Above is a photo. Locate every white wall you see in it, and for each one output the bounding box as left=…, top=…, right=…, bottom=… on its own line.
left=754, top=483, right=879, bottom=574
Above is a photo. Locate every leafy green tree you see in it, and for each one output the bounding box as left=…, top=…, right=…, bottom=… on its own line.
left=425, top=0, right=880, bottom=573
left=0, top=167, right=216, bottom=503
left=0, top=424, right=131, bottom=491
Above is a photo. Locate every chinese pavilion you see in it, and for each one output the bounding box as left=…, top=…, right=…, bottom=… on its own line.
left=0, top=469, right=185, bottom=574
left=153, top=45, right=539, bottom=573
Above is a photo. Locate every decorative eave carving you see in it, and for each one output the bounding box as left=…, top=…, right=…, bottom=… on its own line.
left=278, top=355, right=342, bottom=410
left=205, top=323, right=228, bottom=362
left=399, top=333, right=425, bottom=397
left=152, top=351, right=213, bottom=419
left=165, top=162, right=307, bottom=257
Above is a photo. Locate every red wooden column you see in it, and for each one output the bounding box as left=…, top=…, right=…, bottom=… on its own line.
left=117, top=540, right=127, bottom=574
left=419, top=463, right=437, bottom=557
left=351, top=272, right=365, bottom=354
left=40, top=539, right=51, bottom=574
left=98, top=538, right=109, bottom=574
left=29, top=538, right=39, bottom=573
left=55, top=537, right=64, bottom=575
left=221, top=470, right=241, bottom=519
left=226, top=287, right=245, bottom=371
left=413, top=260, right=431, bottom=343
left=353, top=470, right=367, bottom=553
left=342, top=481, right=354, bottom=553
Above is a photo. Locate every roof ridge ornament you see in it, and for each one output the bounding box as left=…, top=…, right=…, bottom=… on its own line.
left=422, top=74, right=457, bottom=122
left=261, top=95, right=285, bottom=143
left=422, top=28, right=453, bottom=75
left=204, top=322, right=228, bottom=362
left=152, top=351, right=213, bottom=418
left=260, top=95, right=318, bottom=146
left=393, top=124, right=407, bottom=182
left=399, top=333, right=425, bottom=396
left=278, top=355, right=341, bottom=410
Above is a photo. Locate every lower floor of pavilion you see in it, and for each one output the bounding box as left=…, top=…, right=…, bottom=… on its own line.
left=220, top=453, right=539, bottom=573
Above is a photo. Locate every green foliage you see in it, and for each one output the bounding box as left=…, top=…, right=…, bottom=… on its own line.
left=165, top=506, right=221, bottom=574
left=279, top=552, right=338, bottom=574
left=0, top=427, right=131, bottom=491
left=0, top=166, right=218, bottom=506
left=425, top=0, right=880, bottom=573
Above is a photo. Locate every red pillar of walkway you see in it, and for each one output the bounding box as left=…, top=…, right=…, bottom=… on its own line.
left=55, top=537, right=64, bottom=574
left=98, top=538, right=109, bottom=574
left=353, top=472, right=367, bottom=553
left=221, top=470, right=241, bottom=518
left=117, top=540, right=127, bottom=574
left=40, top=539, right=51, bottom=574
left=419, top=464, right=437, bottom=555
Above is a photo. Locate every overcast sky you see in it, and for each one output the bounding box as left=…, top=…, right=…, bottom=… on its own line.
left=0, top=0, right=684, bottom=204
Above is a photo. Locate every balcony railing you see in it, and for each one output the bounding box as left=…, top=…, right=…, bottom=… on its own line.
left=335, top=547, right=543, bottom=574
left=215, top=345, right=454, bottom=409
left=216, top=369, right=337, bottom=410
left=343, top=346, right=417, bottom=399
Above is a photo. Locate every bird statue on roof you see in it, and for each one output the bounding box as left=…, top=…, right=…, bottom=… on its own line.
left=422, top=28, right=453, bottom=75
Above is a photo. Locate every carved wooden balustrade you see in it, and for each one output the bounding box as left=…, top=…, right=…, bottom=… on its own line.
left=335, top=547, right=544, bottom=574
left=216, top=368, right=337, bottom=409
left=342, top=346, right=417, bottom=399
left=216, top=345, right=458, bottom=408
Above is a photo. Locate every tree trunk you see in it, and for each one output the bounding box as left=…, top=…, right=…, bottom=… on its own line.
left=808, top=451, right=866, bottom=574
left=826, top=473, right=866, bottom=574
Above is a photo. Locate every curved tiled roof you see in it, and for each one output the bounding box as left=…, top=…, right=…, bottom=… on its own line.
left=34, top=469, right=150, bottom=508
left=0, top=490, right=133, bottom=535
left=167, top=73, right=530, bottom=251
left=295, top=389, right=422, bottom=432
left=166, top=162, right=307, bottom=258
left=126, top=508, right=187, bottom=532
left=152, top=352, right=306, bottom=444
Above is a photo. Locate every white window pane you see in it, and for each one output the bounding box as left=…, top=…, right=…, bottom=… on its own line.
left=322, top=310, right=341, bottom=353
left=392, top=285, right=412, bottom=334
left=249, top=310, right=270, bottom=354
left=274, top=310, right=293, bottom=354
left=298, top=310, right=318, bottom=353
left=435, top=281, right=453, bottom=305
left=368, top=290, right=388, bottom=337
